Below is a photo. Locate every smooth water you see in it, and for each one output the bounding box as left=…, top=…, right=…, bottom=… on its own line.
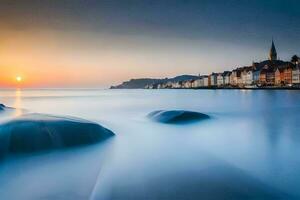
left=1, top=89, right=300, bottom=199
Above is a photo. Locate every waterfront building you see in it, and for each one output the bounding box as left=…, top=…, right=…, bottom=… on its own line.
left=183, top=81, right=192, bottom=88
left=253, top=69, right=261, bottom=85
left=191, top=79, right=201, bottom=88
left=230, top=70, right=237, bottom=86
left=292, top=65, right=300, bottom=85
left=275, top=68, right=285, bottom=86
left=190, top=80, right=196, bottom=88
left=240, top=67, right=253, bottom=85
left=246, top=70, right=254, bottom=85
left=260, top=66, right=275, bottom=85
left=198, top=77, right=204, bottom=87
left=210, top=73, right=218, bottom=86
left=203, top=76, right=209, bottom=87
left=223, top=71, right=231, bottom=85
left=265, top=67, right=276, bottom=85
left=178, top=81, right=184, bottom=88
left=193, top=79, right=201, bottom=88
left=259, top=69, right=267, bottom=85
left=172, top=81, right=182, bottom=88
left=284, top=65, right=293, bottom=85
left=197, top=76, right=206, bottom=87
left=217, top=73, right=224, bottom=86
left=165, top=81, right=173, bottom=88
left=241, top=68, right=247, bottom=85
left=236, top=69, right=243, bottom=86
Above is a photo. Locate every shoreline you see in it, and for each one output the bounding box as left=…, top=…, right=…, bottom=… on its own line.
left=111, top=87, right=300, bottom=90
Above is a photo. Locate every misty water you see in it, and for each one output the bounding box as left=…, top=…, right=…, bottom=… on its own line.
left=1, top=89, right=300, bottom=199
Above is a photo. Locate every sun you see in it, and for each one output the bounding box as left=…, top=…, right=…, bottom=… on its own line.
left=16, top=76, right=22, bottom=82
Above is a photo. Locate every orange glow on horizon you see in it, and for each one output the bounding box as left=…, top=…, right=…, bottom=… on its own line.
left=0, top=30, right=218, bottom=88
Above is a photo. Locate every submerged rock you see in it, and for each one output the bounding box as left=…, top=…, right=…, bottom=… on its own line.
left=0, top=104, right=16, bottom=113
left=0, top=104, right=6, bottom=111
left=148, top=110, right=209, bottom=124
left=0, top=113, right=114, bottom=155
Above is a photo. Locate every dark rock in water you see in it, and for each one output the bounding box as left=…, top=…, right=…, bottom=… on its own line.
left=0, top=113, right=114, bottom=155
left=148, top=110, right=209, bottom=124
left=0, top=104, right=6, bottom=111
left=0, top=104, right=15, bottom=113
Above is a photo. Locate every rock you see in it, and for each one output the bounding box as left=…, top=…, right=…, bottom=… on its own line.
left=0, top=104, right=15, bottom=113
left=0, top=113, right=114, bottom=155
left=0, top=104, right=6, bottom=111
left=148, top=110, right=210, bottom=124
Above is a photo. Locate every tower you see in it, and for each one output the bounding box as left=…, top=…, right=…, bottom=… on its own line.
left=269, top=39, right=277, bottom=61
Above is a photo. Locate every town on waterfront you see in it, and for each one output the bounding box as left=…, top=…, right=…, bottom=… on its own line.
left=111, top=40, right=300, bottom=90
left=145, top=40, right=300, bottom=89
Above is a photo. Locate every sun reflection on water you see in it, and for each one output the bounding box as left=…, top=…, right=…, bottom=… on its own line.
left=13, top=89, right=23, bottom=117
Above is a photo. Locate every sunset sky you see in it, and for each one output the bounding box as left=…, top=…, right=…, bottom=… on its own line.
left=0, top=0, right=300, bottom=88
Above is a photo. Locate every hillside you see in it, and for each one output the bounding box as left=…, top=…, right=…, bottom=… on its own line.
left=110, top=75, right=198, bottom=89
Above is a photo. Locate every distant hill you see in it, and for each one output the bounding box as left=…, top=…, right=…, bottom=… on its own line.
left=110, top=75, right=199, bottom=89
left=169, top=75, right=199, bottom=82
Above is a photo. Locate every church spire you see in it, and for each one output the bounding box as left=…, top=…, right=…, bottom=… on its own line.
left=269, top=39, right=277, bottom=61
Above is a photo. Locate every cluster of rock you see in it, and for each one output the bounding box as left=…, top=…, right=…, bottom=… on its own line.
left=0, top=103, right=209, bottom=156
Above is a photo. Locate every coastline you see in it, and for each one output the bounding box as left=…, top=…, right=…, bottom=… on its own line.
left=111, top=87, right=300, bottom=90
left=111, top=41, right=300, bottom=91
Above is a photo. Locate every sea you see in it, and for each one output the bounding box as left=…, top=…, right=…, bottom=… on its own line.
left=0, top=89, right=300, bottom=199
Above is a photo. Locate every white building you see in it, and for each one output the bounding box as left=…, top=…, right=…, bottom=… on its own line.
left=245, top=70, right=254, bottom=85
left=241, top=70, right=247, bottom=85
left=217, top=73, right=224, bottom=86
left=224, top=71, right=231, bottom=85
left=292, top=65, right=300, bottom=84
left=192, top=79, right=202, bottom=88
left=165, top=81, right=173, bottom=88
left=240, top=67, right=253, bottom=86
left=172, top=82, right=182, bottom=88
left=183, top=81, right=192, bottom=88
left=230, top=70, right=238, bottom=86
left=210, top=73, right=218, bottom=86
left=236, top=70, right=243, bottom=86
left=191, top=80, right=196, bottom=88
left=203, top=76, right=209, bottom=86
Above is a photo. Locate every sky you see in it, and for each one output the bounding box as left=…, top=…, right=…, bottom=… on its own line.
left=0, top=0, right=300, bottom=88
